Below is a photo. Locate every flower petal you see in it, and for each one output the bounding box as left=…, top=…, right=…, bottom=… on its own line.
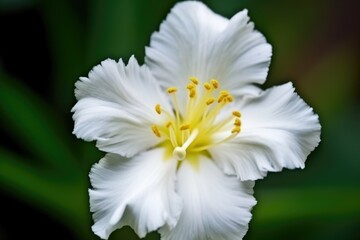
left=209, top=82, right=321, bottom=181
left=72, top=56, right=172, bottom=157
left=89, top=148, right=182, bottom=239
left=211, top=10, right=272, bottom=96
left=160, top=157, right=256, bottom=240
left=145, top=1, right=271, bottom=100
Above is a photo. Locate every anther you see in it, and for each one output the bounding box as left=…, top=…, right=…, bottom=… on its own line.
left=166, top=122, right=173, bottom=128
left=218, top=90, right=230, bottom=103
left=203, top=82, right=212, bottom=90
left=180, top=124, right=190, bottom=131
left=234, top=118, right=241, bottom=126
left=210, top=79, right=219, bottom=89
left=189, top=77, right=199, bottom=85
left=226, top=95, right=233, bottom=102
left=220, top=90, right=229, bottom=96
left=155, top=104, right=161, bottom=114
left=189, top=88, right=196, bottom=98
left=231, top=126, right=241, bottom=134
left=187, top=83, right=195, bottom=89
left=218, top=94, right=227, bottom=103
left=232, top=111, right=241, bottom=118
left=206, top=97, right=215, bottom=105
left=167, top=87, right=178, bottom=94
left=151, top=125, right=161, bottom=137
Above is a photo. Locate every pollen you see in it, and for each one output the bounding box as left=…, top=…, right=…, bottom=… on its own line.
left=166, top=122, right=173, bottom=128
left=155, top=104, right=162, bottom=114
left=234, top=118, right=241, bottom=126
left=217, top=90, right=231, bottom=103
left=226, top=95, right=233, bottom=102
left=167, top=87, right=178, bottom=94
left=187, top=83, right=195, bottom=90
left=231, top=126, right=241, bottom=134
left=189, top=88, right=196, bottom=98
left=203, top=82, right=212, bottom=90
left=220, top=90, right=229, bottom=96
left=180, top=124, right=190, bottom=130
left=206, top=97, right=215, bottom=105
left=151, top=125, right=161, bottom=137
left=232, top=111, right=241, bottom=118
left=189, top=77, right=199, bottom=85
left=217, top=94, right=227, bottom=103
left=210, top=79, right=219, bottom=89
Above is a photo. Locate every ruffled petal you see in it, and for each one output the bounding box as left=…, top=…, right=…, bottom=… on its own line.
left=160, top=157, right=256, bottom=240
left=210, top=82, right=321, bottom=181
left=210, top=9, right=272, bottom=96
left=72, top=56, right=172, bottom=157
left=89, top=148, right=182, bottom=239
left=145, top=1, right=271, bottom=103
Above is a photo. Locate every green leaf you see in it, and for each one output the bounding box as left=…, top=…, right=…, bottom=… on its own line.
left=248, top=187, right=360, bottom=239
left=0, top=72, right=79, bottom=172
left=0, top=148, right=92, bottom=239
left=86, top=0, right=176, bottom=65
left=39, top=0, right=85, bottom=110
left=255, top=187, right=360, bottom=222
left=0, top=0, right=37, bottom=11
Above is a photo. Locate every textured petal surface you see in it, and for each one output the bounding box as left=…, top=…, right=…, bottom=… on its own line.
left=210, top=82, right=321, bottom=181
left=72, top=56, right=171, bottom=157
left=89, top=148, right=182, bottom=239
left=145, top=1, right=271, bottom=108
left=160, top=157, right=256, bottom=240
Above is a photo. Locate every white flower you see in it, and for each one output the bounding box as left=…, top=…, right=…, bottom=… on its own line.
left=72, top=2, right=321, bottom=240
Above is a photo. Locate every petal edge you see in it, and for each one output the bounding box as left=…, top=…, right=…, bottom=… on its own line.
left=89, top=149, right=182, bottom=239
left=210, top=82, right=321, bottom=181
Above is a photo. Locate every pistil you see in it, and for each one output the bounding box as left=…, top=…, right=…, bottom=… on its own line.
left=173, top=129, right=199, bottom=160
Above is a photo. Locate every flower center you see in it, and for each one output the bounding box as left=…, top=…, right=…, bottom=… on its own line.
left=151, top=77, right=241, bottom=162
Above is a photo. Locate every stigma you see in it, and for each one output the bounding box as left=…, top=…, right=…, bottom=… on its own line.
left=151, top=77, right=242, bottom=161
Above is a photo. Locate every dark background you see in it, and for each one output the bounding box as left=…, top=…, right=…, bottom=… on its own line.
left=0, top=0, right=359, bottom=239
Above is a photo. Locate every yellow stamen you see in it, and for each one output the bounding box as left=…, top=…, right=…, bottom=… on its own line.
left=220, top=90, right=229, bottom=96
left=155, top=104, right=161, bottom=114
left=166, top=122, right=178, bottom=147
left=189, top=77, right=199, bottom=85
left=192, top=128, right=239, bottom=152
left=231, top=126, right=241, bottom=134
left=167, top=87, right=178, bottom=94
left=151, top=77, right=244, bottom=162
left=167, top=87, right=181, bottom=124
left=187, top=83, right=195, bottom=89
left=180, top=124, right=190, bottom=131
left=232, top=111, right=241, bottom=118
left=206, top=97, right=215, bottom=105
left=210, top=79, right=219, bottom=89
left=234, top=118, right=241, bottom=126
left=166, top=122, right=173, bottom=128
left=226, top=95, right=233, bottom=102
left=189, top=88, right=196, bottom=98
left=203, top=82, right=212, bottom=90
left=217, top=90, right=230, bottom=103
left=151, top=125, right=161, bottom=137
left=217, top=94, right=227, bottom=103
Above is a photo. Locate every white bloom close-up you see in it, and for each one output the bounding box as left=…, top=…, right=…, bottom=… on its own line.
left=72, top=1, right=321, bottom=240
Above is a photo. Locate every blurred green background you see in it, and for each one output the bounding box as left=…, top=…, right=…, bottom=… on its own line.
left=0, top=0, right=359, bottom=239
